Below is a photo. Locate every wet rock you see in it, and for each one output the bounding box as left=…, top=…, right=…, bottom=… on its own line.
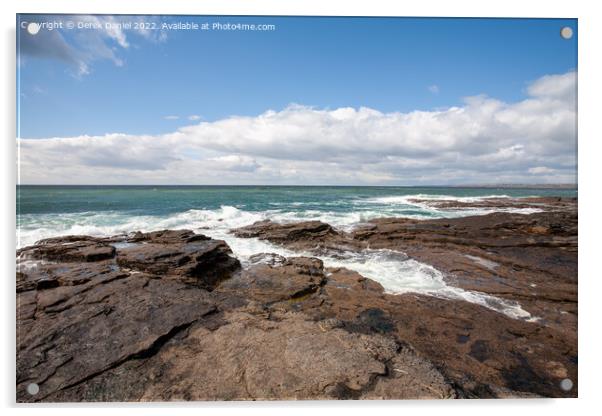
left=231, top=198, right=578, bottom=334
left=406, top=196, right=577, bottom=213
left=116, top=230, right=240, bottom=289
left=17, top=229, right=456, bottom=402
left=16, top=205, right=578, bottom=401
left=219, top=257, right=327, bottom=304
left=221, top=258, right=577, bottom=398
left=16, top=231, right=241, bottom=402
left=247, top=252, right=287, bottom=266
left=304, top=267, right=576, bottom=398
left=19, top=231, right=450, bottom=402
left=344, top=308, right=396, bottom=335
left=128, top=229, right=211, bottom=244
left=18, top=237, right=116, bottom=263
left=233, top=220, right=339, bottom=250
left=357, top=211, right=577, bottom=333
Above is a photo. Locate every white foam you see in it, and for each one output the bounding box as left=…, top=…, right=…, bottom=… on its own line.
left=354, top=194, right=542, bottom=218
left=16, top=205, right=537, bottom=321
left=307, top=248, right=533, bottom=321
left=360, top=193, right=513, bottom=204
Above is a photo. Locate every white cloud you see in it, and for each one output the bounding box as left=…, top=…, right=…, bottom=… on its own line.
left=528, top=166, right=555, bottom=175
left=188, top=115, right=202, bottom=121
left=207, top=155, right=261, bottom=172
left=428, top=85, right=440, bottom=94
left=527, top=71, right=576, bottom=101
left=19, top=15, right=167, bottom=76
left=164, top=115, right=180, bottom=120
left=18, top=71, right=577, bottom=185
left=77, top=15, right=129, bottom=49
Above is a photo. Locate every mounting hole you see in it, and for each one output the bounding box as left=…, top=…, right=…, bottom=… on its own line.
left=560, top=27, right=573, bottom=40
left=27, top=22, right=40, bottom=35
left=26, top=383, right=40, bottom=395
left=560, top=378, right=573, bottom=391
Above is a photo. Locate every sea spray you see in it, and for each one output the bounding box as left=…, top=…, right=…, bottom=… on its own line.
left=18, top=204, right=536, bottom=320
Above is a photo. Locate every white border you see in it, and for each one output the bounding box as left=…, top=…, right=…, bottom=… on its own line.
left=2, top=1, right=601, bottom=415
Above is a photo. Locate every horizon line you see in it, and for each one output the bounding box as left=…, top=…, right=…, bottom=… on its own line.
left=16, top=183, right=578, bottom=188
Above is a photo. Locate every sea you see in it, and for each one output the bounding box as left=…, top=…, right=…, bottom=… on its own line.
left=17, top=185, right=577, bottom=320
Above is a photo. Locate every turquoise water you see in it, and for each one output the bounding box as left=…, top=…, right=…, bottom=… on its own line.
left=16, top=185, right=576, bottom=319
left=18, top=185, right=576, bottom=215
left=17, top=185, right=576, bottom=248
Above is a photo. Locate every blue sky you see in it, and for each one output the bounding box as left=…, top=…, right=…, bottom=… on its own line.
left=16, top=15, right=577, bottom=185
left=18, top=16, right=576, bottom=138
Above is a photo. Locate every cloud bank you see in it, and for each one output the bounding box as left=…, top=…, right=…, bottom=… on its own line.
left=18, top=71, right=577, bottom=185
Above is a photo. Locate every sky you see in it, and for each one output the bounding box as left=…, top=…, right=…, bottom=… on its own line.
left=17, top=15, right=577, bottom=185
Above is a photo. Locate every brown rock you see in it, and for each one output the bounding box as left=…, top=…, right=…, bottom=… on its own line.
left=219, top=256, right=326, bottom=303
left=231, top=199, right=578, bottom=333
left=18, top=237, right=116, bottom=263
left=116, top=229, right=240, bottom=289
left=15, top=231, right=458, bottom=402
left=16, top=204, right=578, bottom=401
left=261, top=265, right=577, bottom=398
left=233, top=220, right=340, bottom=250
left=16, top=273, right=218, bottom=402
left=46, top=310, right=454, bottom=401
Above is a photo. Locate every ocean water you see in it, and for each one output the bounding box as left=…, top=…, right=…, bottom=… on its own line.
left=17, top=185, right=577, bottom=320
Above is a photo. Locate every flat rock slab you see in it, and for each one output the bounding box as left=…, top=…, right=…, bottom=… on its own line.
left=48, top=310, right=454, bottom=401
left=17, top=275, right=217, bottom=402
left=220, top=256, right=326, bottom=303
left=116, top=229, right=240, bottom=289
left=16, top=215, right=577, bottom=401
left=266, top=265, right=577, bottom=398
left=233, top=220, right=341, bottom=251
left=18, top=238, right=116, bottom=263
left=232, top=199, right=578, bottom=333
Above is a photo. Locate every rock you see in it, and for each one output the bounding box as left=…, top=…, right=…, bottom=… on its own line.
left=16, top=231, right=243, bottom=402
left=17, top=260, right=126, bottom=294
left=18, top=237, right=116, bottom=263
left=233, top=220, right=339, bottom=250
left=16, top=230, right=457, bottom=402
left=247, top=252, right=287, bottom=266
left=405, top=196, right=577, bottom=212
left=128, top=229, right=211, bottom=244
left=231, top=199, right=578, bottom=334
left=46, top=310, right=454, bottom=401
left=116, top=230, right=240, bottom=289
left=15, top=204, right=578, bottom=401
left=263, top=265, right=577, bottom=398
left=219, top=257, right=326, bottom=304
left=354, top=211, right=577, bottom=333
left=17, top=274, right=218, bottom=402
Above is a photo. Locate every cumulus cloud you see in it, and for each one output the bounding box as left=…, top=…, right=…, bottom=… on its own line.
left=18, top=71, right=577, bottom=185
left=527, top=71, right=576, bottom=101
left=207, top=155, right=261, bottom=172
left=428, top=85, right=440, bottom=94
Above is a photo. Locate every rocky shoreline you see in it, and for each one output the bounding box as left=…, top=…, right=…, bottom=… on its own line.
left=16, top=197, right=577, bottom=401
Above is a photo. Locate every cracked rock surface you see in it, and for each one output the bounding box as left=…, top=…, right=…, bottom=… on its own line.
left=16, top=200, right=577, bottom=401
left=17, top=229, right=453, bottom=402
left=234, top=197, right=578, bottom=333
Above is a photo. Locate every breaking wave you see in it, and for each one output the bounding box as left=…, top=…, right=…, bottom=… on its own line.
left=17, top=204, right=536, bottom=321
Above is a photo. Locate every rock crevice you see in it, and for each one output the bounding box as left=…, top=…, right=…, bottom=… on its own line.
left=16, top=198, right=577, bottom=402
